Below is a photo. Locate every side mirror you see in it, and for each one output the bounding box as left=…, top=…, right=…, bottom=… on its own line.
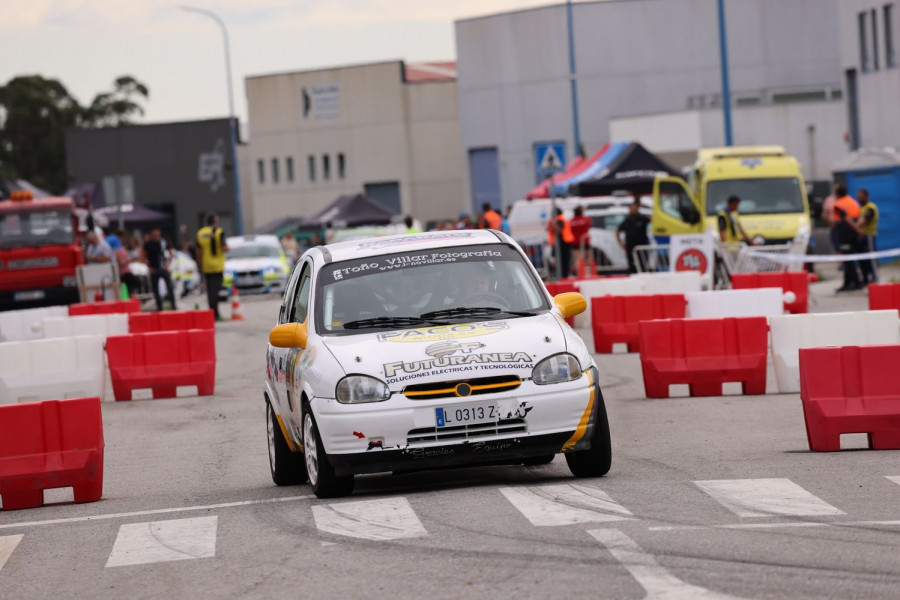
left=269, top=322, right=308, bottom=349
left=554, top=292, right=587, bottom=319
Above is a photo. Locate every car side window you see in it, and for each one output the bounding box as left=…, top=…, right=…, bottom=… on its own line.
left=278, top=263, right=304, bottom=325
left=289, top=263, right=312, bottom=324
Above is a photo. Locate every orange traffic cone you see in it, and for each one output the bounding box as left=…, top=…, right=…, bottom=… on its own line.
left=230, top=287, right=245, bottom=321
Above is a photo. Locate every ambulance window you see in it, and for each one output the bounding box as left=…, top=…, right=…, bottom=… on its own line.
left=290, top=264, right=312, bottom=324
left=659, top=181, right=695, bottom=222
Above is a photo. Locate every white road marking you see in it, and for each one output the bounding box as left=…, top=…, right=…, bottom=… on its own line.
left=106, top=516, right=218, bottom=568
left=500, top=484, right=633, bottom=526
left=695, top=479, right=844, bottom=518
left=588, top=529, right=744, bottom=599
left=312, top=497, right=427, bottom=541
left=886, top=476, right=900, bottom=486
left=0, top=535, right=24, bottom=571
left=0, top=494, right=313, bottom=531
left=650, top=521, right=900, bottom=532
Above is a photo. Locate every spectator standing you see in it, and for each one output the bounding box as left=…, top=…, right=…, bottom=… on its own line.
left=547, top=207, right=575, bottom=277
left=404, top=216, right=422, bottom=233
left=281, top=231, right=300, bottom=262
left=143, top=228, right=177, bottom=311
left=832, top=185, right=861, bottom=292
left=479, top=203, right=503, bottom=230
left=196, top=212, right=229, bottom=320
left=84, top=231, right=113, bottom=264
left=500, top=206, right=512, bottom=235
left=456, top=212, right=473, bottom=230
left=570, top=205, right=593, bottom=272
left=616, top=199, right=650, bottom=273
left=717, top=196, right=756, bottom=245
left=855, top=188, right=879, bottom=285
left=109, top=232, right=139, bottom=297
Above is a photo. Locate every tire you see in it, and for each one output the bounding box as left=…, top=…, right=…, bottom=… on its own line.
left=302, top=402, right=354, bottom=498
left=565, top=388, right=612, bottom=478
left=267, top=401, right=307, bottom=486
left=523, top=454, right=556, bottom=466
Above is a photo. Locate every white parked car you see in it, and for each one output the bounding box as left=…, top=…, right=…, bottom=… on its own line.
left=264, top=230, right=611, bottom=498
left=222, top=235, right=291, bottom=298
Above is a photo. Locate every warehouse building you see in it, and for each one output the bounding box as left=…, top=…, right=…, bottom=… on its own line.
left=455, top=0, right=847, bottom=208
left=244, top=60, right=466, bottom=230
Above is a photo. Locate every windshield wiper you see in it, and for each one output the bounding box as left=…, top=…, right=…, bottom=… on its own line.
left=342, top=316, right=449, bottom=330
left=418, top=307, right=539, bottom=320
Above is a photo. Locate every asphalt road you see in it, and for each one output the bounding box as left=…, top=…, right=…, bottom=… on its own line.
left=2, top=269, right=900, bottom=600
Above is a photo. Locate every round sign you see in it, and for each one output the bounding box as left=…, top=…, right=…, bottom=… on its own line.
left=674, top=248, right=709, bottom=274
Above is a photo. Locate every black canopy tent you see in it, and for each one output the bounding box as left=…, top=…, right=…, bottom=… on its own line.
left=300, top=193, right=397, bottom=228
left=568, top=142, right=684, bottom=196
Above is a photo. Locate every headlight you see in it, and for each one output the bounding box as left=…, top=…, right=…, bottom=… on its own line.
left=336, top=375, right=391, bottom=404
left=532, top=353, right=582, bottom=385
left=262, top=266, right=280, bottom=279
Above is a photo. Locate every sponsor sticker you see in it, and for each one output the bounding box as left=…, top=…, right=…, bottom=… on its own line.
left=378, top=321, right=508, bottom=343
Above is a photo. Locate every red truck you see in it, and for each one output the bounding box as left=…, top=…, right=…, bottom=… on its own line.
left=0, top=191, right=84, bottom=310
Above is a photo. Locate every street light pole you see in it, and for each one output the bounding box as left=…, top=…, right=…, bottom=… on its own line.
left=716, top=0, right=734, bottom=146
left=566, top=0, right=583, bottom=157
left=181, top=5, right=245, bottom=234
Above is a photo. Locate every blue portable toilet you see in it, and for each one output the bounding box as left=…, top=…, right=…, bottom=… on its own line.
left=833, top=148, right=900, bottom=260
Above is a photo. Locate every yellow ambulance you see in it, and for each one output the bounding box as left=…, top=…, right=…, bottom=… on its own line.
left=650, top=146, right=811, bottom=245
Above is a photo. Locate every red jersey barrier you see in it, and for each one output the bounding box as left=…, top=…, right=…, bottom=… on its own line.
left=799, top=345, right=900, bottom=451
left=545, top=280, right=578, bottom=296
left=868, top=283, right=900, bottom=312
left=0, top=397, right=104, bottom=511
left=591, top=294, right=686, bottom=353
left=638, top=317, right=768, bottom=398
left=730, top=272, right=808, bottom=314
left=106, top=330, right=216, bottom=401
left=69, top=299, right=141, bottom=316
left=128, top=310, right=215, bottom=333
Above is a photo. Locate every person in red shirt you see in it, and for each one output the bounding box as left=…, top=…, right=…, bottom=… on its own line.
left=478, top=203, right=503, bottom=230
left=569, top=205, right=592, bottom=274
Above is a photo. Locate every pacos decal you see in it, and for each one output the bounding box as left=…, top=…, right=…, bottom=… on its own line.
left=378, top=321, right=508, bottom=343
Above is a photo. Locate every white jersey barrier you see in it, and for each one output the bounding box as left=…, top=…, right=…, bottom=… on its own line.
left=0, top=335, right=105, bottom=405
left=41, top=314, right=129, bottom=340
left=574, top=272, right=702, bottom=328
left=769, top=310, right=900, bottom=394
left=685, top=288, right=784, bottom=319
left=0, top=306, right=69, bottom=342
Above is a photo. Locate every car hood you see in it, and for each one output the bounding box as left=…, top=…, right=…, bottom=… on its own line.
left=321, top=313, right=569, bottom=388
left=226, top=257, right=283, bottom=272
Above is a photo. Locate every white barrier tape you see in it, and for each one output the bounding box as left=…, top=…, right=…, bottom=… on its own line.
left=741, top=247, right=900, bottom=265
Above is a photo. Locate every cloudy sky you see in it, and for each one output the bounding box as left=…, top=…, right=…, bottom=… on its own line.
left=2, top=1, right=557, bottom=127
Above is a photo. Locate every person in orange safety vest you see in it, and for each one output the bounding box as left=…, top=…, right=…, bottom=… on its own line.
left=547, top=207, right=575, bottom=277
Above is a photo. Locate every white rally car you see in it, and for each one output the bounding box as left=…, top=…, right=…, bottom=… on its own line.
left=264, top=230, right=611, bottom=498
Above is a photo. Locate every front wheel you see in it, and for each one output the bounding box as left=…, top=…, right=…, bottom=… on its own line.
left=267, top=402, right=307, bottom=485
left=302, top=403, right=354, bottom=498
left=565, top=389, right=612, bottom=478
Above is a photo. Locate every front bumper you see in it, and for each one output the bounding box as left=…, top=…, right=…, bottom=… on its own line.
left=313, top=369, right=601, bottom=477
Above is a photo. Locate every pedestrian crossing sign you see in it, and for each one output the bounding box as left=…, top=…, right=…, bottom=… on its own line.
left=534, top=141, right=567, bottom=182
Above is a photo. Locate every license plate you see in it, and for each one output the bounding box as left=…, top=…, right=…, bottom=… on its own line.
left=237, top=276, right=260, bottom=286
left=14, top=290, right=45, bottom=301
left=435, top=402, right=499, bottom=428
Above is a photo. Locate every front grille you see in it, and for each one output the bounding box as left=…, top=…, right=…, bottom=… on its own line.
left=403, top=375, right=521, bottom=400
left=407, top=418, right=527, bottom=445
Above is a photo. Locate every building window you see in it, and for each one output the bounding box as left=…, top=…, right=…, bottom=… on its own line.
left=338, top=153, right=346, bottom=179
left=257, top=160, right=265, bottom=184
left=272, top=158, right=280, bottom=184
left=873, top=8, right=881, bottom=70
left=323, top=154, right=331, bottom=180
left=886, top=4, right=896, bottom=68
left=286, top=157, right=294, bottom=182
left=307, top=155, right=316, bottom=182
left=860, top=11, right=871, bottom=72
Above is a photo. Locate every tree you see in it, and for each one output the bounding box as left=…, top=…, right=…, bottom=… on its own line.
left=0, top=75, right=149, bottom=194
left=81, top=76, right=150, bottom=128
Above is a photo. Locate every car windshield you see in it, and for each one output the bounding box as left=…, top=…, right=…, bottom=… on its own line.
left=316, top=243, right=550, bottom=334
left=227, top=244, right=282, bottom=259
left=0, top=209, right=74, bottom=249
left=705, top=178, right=806, bottom=216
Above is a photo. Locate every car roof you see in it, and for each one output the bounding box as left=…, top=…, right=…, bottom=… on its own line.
left=320, top=230, right=506, bottom=263
left=226, top=234, right=280, bottom=247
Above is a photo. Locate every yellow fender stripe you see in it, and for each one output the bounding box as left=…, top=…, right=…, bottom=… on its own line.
left=562, top=369, right=595, bottom=451
left=276, top=413, right=303, bottom=453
